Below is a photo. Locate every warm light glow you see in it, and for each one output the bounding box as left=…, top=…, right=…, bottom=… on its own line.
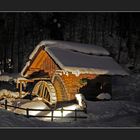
left=28, top=105, right=48, bottom=116
left=38, top=104, right=81, bottom=121
left=14, top=101, right=81, bottom=122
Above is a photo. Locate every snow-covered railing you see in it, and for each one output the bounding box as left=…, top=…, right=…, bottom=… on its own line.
left=0, top=100, right=87, bottom=122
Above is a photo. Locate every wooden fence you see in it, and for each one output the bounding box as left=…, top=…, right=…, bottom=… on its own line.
left=0, top=99, right=87, bottom=122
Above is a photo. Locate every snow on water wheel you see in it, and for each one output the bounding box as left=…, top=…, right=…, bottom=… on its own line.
left=51, top=74, right=68, bottom=102
left=32, top=81, right=57, bottom=105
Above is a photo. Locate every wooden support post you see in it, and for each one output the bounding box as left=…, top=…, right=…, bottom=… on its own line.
left=5, top=99, right=7, bottom=110
left=26, top=108, right=29, bottom=118
left=19, top=81, right=22, bottom=98
left=16, top=82, right=19, bottom=89
left=51, top=109, right=54, bottom=122
left=75, top=109, right=77, bottom=121
left=61, top=107, right=63, bottom=118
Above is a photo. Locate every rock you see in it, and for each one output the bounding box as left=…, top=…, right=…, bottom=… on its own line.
left=96, top=93, right=111, bottom=100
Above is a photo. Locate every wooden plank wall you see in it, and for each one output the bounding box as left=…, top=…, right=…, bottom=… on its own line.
left=25, top=49, right=60, bottom=78
left=61, top=73, right=96, bottom=101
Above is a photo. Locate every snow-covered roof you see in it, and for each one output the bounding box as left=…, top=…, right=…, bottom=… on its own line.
left=21, top=40, right=128, bottom=76
left=46, top=47, right=128, bottom=76
left=29, top=40, right=110, bottom=60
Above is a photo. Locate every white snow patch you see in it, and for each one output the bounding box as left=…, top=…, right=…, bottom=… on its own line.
left=96, top=93, right=111, bottom=100
left=0, top=73, right=21, bottom=82
left=0, top=89, right=19, bottom=98
left=14, top=100, right=49, bottom=116
left=0, top=75, right=13, bottom=82
left=75, top=93, right=87, bottom=109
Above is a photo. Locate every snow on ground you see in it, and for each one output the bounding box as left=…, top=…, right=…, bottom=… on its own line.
left=0, top=109, right=61, bottom=127
left=1, top=100, right=140, bottom=127
left=112, top=73, right=140, bottom=102
left=9, top=99, right=84, bottom=123
left=96, top=93, right=111, bottom=100
left=0, top=73, right=140, bottom=127
left=54, top=100, right=140, bottom=127
left=13, top=100, right=49, bottom=116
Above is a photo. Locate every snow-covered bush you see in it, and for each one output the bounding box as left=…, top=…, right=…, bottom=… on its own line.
left=0, top=89, right=19, bottom=99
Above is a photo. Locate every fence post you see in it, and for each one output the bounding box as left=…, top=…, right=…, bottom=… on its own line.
left=51, top=109, right=54, bottom=122
left=5, top=99, right=7, bottom=110
left=75, top=109, right=77, bottom=121
left=26, top=108, right=29, bottom=118
left=61, top=107, right=63, bottom=118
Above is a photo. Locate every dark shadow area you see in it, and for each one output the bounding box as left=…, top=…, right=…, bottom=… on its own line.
left=0, top=81, right=17, bottom=92
left=79, top=75, right=112, bottom=101
left=28, top=70, right=49, bottom=79
left=55, top=100, right=77, bottom=109
left=22, top=80, right=40, bottom=100
left=23, top=94, right=38, bottom=100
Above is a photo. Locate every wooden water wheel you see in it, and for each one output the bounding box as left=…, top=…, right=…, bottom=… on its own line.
left=51, top=74, right=68, bottom=102
left=32, top=81, right=57, bottom=105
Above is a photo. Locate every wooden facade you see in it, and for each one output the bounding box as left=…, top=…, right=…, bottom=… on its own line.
left=20, top=44, right=113, bottom=104
left=23, top=46, right=60, bottom=78
left=22, top=46, right=99, bottom=102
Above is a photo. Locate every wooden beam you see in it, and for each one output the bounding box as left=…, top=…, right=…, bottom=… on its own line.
left=19, top=81, right=22, bottom=98
left=16, top=82, right=19, bottom=89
